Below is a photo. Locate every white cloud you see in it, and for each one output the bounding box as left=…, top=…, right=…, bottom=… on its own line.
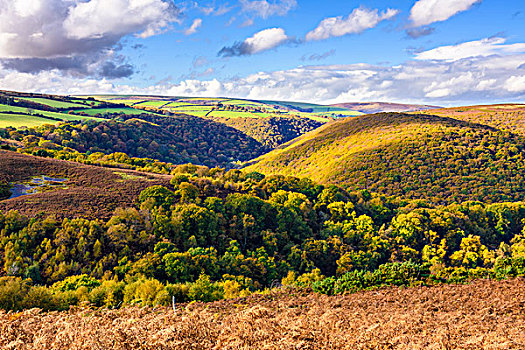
left=409, top=0, right=481, bottom=27
left=0, top=0, right=180, bottom=77
left=305, top=7, right=399, bottom=41
left=185, top=18, right=203, bottom=35
left=505, top=76, right=525, bottom=93
left=240, top=0, right=297, bottom=19
left=3, top=39, right=525, bottom=105
left=218, top=27, right=291, bottom=56
left=64, top=0, right=178, bottom=40
left=415, top=37, right=525, bottom=61
left=244, top=28, right=289, bottom=54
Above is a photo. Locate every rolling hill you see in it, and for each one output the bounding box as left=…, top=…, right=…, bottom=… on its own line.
left=0, top=90, right=162, bottom=128
left=425, top=104, right=525, bottom=135
left=245, top=111, right=525, bottom=204
left=1, top=113, right=268, bottom=169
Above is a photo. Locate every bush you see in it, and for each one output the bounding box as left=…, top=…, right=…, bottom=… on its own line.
left=89, top=280, right=125, bottom=308
left=23, top=286, right=57, bottom=311
left=166, top=283, right=190, bottom=303
left=51, top=275, right=101, bottom=292
left=124, top=278, right=165, bottom=307
left=188, top=274, right=223, bottom=302
left=0, top=277, right=29, bottom=311
left=313, top=262, right=431, bottom=295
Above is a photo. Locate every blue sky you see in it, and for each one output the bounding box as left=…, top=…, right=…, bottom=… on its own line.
left=0, top=0, right=524, bottom=105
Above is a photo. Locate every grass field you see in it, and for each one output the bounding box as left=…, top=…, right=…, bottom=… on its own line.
left=132, top=100, right=171, bottom=108
left=87, top=95, right=362, bottom=122
left=19, top=97, right=87, bottom=109
left=208, top=110, right=270, bottom=118
left=74, top=107, right=157, bottom=116
left=0, top=113, right=57, bottom=128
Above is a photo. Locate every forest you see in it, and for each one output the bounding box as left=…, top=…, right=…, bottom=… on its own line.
left=248, top=112, right=525, bottom=204
left=1, top=164, right=525, bottom=311
left=0, top=114, right=267, bottom=169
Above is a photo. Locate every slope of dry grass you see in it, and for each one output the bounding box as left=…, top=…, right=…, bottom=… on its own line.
left=0, top=150, right=171, bottom=219
left=2, top=278, right=525, bottom=349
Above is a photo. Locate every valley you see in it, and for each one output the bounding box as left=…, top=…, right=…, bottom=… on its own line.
left=1, top=90, right=525, bottom=349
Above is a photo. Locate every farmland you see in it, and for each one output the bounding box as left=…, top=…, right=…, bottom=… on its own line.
left=1, top=278, right=524, bottom=349
left=94, top=95, right=361, bottom=122
left=0, top=90, right=162, bottom=128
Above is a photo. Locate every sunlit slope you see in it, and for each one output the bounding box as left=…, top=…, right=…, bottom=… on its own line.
left=246, top=112, right=525, bottom=204
left=427, top=104, right=525, bottom=135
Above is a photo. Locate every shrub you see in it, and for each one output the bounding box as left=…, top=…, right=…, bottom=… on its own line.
left=51, top=275, right=101, bottom=292
left=188, top=274, right=223, bottom=302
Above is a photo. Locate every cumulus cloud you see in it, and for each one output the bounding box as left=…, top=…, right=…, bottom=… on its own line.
left=3, top=37, right=525, bottom=105
left=240, top=0, right=297, bottom=19
left=415, top=37, right=525, bottom=61
left=218, top=27, right=291, bottom=57
left=185, top=19, right=203, bottom=35
left=0, top=0, right=180, bottom=77
left=505, top=75, right=525, bottom=93
left=305, top=7, right=399, bottom=41
left=409, top=0, right=482, bottom=27
left=6, top=51, right=525, bottom=105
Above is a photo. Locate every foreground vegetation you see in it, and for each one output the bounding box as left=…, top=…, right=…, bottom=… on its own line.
left=2, top=279, right=524, bottom=349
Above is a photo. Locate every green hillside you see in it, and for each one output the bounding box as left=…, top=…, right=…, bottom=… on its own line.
left=0, top=90, right=161, bottom=128
left=92, top=95, right=365, bottom=146
left=246, top=112, right=525, bottom=204
left=2, top=114, right=267, bottom=169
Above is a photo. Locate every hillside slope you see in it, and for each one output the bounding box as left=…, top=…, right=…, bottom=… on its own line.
left=426, top=104, right=525, bottom=135
left=2, top=114, right=267, bottom=168
left=246, top=112, right=525, bottom=204
left=0, top=150, right=170, bottom=219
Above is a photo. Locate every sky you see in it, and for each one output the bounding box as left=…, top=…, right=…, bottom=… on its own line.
left=0, top=0, right=524, bottom=106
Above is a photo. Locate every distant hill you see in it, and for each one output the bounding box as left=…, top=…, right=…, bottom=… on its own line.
left=245, top=112, right=525, bottom=204
left=0, top=90, right=162, bottom=128
left=424, top=104, right=525, bottom=135
left=92, top=95, right=360, bottom=148
left=331, top=102, right=440, bottom=114
left=1, top=114, right=267, bottom=169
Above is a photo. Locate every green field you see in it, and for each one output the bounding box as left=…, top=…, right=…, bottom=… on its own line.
left=133, top=101, right=171, bottom=108
left=0, top=104, right=105, bottom=125
left=19, top=97, right=87, bottom=109
left=87, top=96, right=362, bottom=122
left=259, top=100, right=348, bottom=113
left=0, top=104, right=67, bottom=119
left=208, top=110, right=269, bottom=119
left=0, top=113, right=59, bottom=128
left=74, top=107, right=158, bottom=116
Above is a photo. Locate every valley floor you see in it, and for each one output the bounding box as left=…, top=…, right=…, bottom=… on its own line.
left=2, top=278, right=525, bottom=349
